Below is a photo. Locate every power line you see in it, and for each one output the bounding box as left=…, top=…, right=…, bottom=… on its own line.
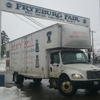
left=24, top=15, right=45, bottom=28
left=26, top=16, right=45, bottom=28
left=13, top=13, right=39, bottom=30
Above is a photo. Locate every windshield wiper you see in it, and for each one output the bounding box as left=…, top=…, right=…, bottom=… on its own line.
left=63, top=62, right=76, bottom=64
left=78, top=62, right=89, bottom=64
left=63, top=62, right=89, bottom=64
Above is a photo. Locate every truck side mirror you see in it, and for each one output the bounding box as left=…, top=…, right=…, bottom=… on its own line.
left=88, top=48, right=92, bottom=52
left=51, top=60, right=54, bottom=64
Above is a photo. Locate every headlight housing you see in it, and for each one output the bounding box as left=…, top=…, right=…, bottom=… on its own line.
left=72, top=74, right=83, bottom=79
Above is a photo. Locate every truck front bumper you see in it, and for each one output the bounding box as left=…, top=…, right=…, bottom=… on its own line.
left=72, top=80, right=100, bottom=89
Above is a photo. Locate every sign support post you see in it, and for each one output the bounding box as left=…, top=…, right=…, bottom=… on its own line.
left=0, top=0, right=2, bottom=60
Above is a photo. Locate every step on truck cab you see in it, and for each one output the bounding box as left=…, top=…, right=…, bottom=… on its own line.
left=6, top=23, right=100, bottom=96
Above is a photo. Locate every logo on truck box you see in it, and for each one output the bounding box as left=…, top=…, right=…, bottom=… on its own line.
left=47, top=31, right=52, bottom=43
left=35, top=55, right=39, bottom=68
left=35, top=39, right=39, bottom=52
left=11, top=39, right=34, bottom=51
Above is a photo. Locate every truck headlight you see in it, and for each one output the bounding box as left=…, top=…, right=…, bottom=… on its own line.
left=72, top=74, right=83, bottom=79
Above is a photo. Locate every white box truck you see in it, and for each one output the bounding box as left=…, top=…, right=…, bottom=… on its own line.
left=6, top=23, right=100, bottom=96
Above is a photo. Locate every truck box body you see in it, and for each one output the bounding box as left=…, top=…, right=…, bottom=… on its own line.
left=6, top=24, right=91, bottom=78
left=7, top=23, right=100, bottom=96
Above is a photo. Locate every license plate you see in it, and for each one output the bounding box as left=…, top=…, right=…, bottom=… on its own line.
left=94, top=81, right=99, bottom=85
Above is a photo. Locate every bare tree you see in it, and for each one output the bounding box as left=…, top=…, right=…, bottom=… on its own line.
left=1, top=31, right=9, bottom=58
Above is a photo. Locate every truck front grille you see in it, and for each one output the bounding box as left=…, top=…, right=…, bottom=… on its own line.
left=87, top=70, right=100, bottom=79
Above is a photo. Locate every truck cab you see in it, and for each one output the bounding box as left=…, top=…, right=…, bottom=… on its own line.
left=49, top=49, right=100, bottom=96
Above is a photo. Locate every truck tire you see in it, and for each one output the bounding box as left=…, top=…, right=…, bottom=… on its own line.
left=88, top=88, right=100, bottom=93
left=33, top=78, right=42, bottom=83
left=13, top=73, right=24, bottom=84
left=58, top=78, right=77, bottom=96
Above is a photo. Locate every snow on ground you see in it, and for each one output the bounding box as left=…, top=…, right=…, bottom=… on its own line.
left=0, top=86, right=31, bottom=100
left=0, top=59, right=31, bottom=100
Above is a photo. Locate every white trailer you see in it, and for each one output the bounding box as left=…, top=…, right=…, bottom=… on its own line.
left=6, top=23, right=100, bottom=96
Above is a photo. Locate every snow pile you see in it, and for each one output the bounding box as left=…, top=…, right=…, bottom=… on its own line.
left=0, top=59, right=6, bottom=72
left=0, top=86, right=30, bottom=100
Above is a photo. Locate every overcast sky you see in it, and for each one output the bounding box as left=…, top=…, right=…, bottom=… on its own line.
left=1, top=0, right=100, bottom=50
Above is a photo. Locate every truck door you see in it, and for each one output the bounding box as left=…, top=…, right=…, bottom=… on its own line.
left=20, top=37, right=28, bottom=73
left=50, top=52, right=61, bottom=78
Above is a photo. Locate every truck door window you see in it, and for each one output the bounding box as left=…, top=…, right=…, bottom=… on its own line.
left=51, top=52, right=60, bottom=64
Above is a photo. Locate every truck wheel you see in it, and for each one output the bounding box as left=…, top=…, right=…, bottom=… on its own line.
left=33, top=78, right=42, bottom=83
left=13, top=73, right=24, bottom=84
left=88, top=88, right=100, bottom=92
left=58, top=78, right=77, bottom=96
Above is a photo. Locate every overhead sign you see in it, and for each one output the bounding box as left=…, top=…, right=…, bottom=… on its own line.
left=1, top=0, right=90, bottom=27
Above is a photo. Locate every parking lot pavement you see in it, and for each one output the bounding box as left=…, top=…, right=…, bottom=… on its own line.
left=1, top=72, right=100, bottom=100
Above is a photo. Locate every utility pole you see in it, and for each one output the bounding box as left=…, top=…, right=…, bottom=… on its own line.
left=91, top=31, right=95, bottom=65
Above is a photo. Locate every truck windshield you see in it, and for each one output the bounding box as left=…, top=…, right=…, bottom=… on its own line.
left=61, top=51, right=88, bottom=64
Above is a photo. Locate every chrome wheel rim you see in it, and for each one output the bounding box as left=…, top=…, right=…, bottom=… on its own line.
left=61, top=81, right=73, bottom=93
